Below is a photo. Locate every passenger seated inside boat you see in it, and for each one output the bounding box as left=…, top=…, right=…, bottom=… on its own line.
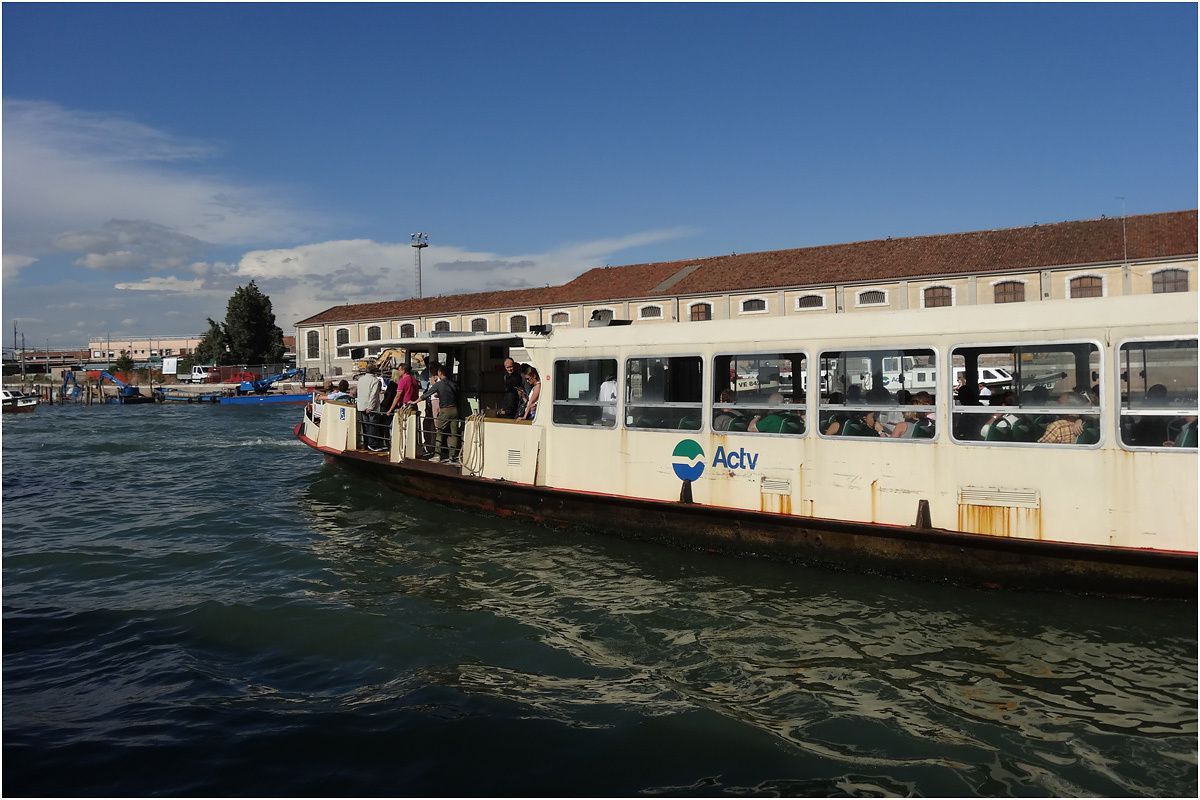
left=1038, top=394, right=1088, bottom=444
left=748, top=392, right=806, bottom=434
left=312, top=379, right=334, bottom=422
left=1165, top=416, right=1198, bottom=447
left=1127, top=384, right=1171, bottom=446
left=891, top=391, right=935, bottom=438
left=326, top=380, right=352, bottom=403
left=821, top=392, right=846, bottom=435
left=840, top=409, right=886, bottom=437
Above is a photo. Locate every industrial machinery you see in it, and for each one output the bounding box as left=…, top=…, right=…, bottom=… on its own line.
left=235, top=367, right=306, bottom=395
left=354, top=348, right=408, bottom=375
left=98, top=371, right=156, bottom=404
left=61, top=370, right=81, bottom=401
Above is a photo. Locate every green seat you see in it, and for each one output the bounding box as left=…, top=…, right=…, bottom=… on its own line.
left=1176, top=423, right=1197, bottom=448
left=780, top=415, right=806, bottom=435
left=841, top=420, right=871, bottom=437
left=985, top=419, right=1013, bottom=442
left=678, top=415, right=701, bottom=430
left=1012, top=418, right=1044, bottom=442
left=1076, top=424, right=1100, bottom=445
left=913, top=421, right=935, bottom=439
left=727, top=416, right=750, bottom=432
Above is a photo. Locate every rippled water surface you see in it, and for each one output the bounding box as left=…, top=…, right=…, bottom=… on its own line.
left=3, top=404, right=1196, bottom=796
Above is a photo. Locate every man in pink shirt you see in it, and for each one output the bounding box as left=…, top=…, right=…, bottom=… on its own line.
left=386, top=364, right=419, bottom=413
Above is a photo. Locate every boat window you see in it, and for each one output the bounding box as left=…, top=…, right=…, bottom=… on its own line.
left=712, top=354, right=806, bottom=435
left=818, top=348, right=937, bottom=441
left=624, top=356, right=702, bottom=431
left=552, top=359, right=618, bottom=428
left=1118, top=339, right=1197, bottom=450
left=950, top=343, right=1100, bottom=446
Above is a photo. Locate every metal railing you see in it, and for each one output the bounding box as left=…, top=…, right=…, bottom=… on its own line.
left=357, top=405, right=486, bottom=472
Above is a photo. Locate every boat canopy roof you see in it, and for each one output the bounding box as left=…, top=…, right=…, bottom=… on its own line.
left=344, top=331, right=527, bottom=349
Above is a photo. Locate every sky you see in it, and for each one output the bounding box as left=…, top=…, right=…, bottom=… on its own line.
left=2, top=2, right=1196, bottom=349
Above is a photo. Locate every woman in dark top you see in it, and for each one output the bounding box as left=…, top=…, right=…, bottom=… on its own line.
left=381, top=369, right=399, bottom=413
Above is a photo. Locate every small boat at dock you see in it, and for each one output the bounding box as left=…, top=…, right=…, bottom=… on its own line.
left=2, top=389, right=39, bottom=413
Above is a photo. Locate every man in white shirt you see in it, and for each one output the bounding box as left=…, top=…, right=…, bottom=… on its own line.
left=356, top=365, right=386, bottom=451
left=599, top=374, right=618, bottom=424
left=357, top=365, right=382, bottom=413
left=977, top=382, right=992, bottom=406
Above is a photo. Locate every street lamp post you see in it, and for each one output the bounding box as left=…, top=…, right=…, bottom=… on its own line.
left=411, top=232, right=429, bottom=299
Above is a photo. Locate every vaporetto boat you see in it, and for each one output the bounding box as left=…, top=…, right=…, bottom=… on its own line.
left=295, top=292, right=1197, bottom=597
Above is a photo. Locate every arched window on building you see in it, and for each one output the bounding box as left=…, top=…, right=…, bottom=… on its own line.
left=306, top=330, right=320, bottom=360
left=796, top=294, right=824, bottom=310
left=510, top=315, right=527, bottom=333
left=335, top=328, right=350, bottom=358
left=639, top=305, right=663, bottom=319
left=1069, top=276, right=1103, bottom=298
left=589, top=308, right=614, bottom=323
left=434, top=320, right=450, bottom=332
left=367, top=326, right=381, bottom=341
left=740, top=298, right=767, bottom=313
left=993, top=281, right=1025, bottom=304
left=550, top=312, right=570, bottom=324
left=471, top=318, right=488, bottom=332
left=923, top=286, right=952, bottom=308
left=689, top=303, right=712, bottom=321
left=1153, top=269, right=1189, bottom=294
left=400, top=323, right=415, bottom=338
left=857, top=290, right=887, bottom=306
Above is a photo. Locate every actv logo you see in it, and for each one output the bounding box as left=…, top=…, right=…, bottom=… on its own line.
left=672, top=439, right=761, bottom=479
left=671, top=439, right=705, bottom=481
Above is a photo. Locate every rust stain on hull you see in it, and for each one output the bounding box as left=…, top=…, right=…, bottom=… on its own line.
left=958, top=504, right=1044, bottom=539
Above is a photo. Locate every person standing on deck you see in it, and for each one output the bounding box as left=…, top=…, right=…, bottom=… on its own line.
left=357, top=364, right=382, bottom=413
left=414, top=366, right=460, bottom=463
left=356, top=364, right=385, bottom=451
left=386, top=364, right=419, bottom=414
left=499, top=358, right=524, bottom=417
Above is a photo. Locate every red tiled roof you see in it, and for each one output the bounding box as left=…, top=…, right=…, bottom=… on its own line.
left=296, top=211, right=1196, bottom=326
left=668, top=210, right=1197, bottom=295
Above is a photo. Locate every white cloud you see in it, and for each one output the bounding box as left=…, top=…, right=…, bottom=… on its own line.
left=230, top=226, right=696, bottom=326
left=2, top=99, right=319, bottom=252
left=55, top=219, right=209, bottom=272
left=114, top=276, right=207, bottom=292
left=3, top=254, right=36, bottom=279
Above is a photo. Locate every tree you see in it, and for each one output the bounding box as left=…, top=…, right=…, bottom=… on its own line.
left=193, top=281, right=287, bottom=366
left=111, top=350, right=135, bottom=373
left=223, top=281, right=286, bottom=364
left=193, top=318, right=230, bottom=365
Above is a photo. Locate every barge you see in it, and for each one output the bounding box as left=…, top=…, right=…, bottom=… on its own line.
left=295, top=293, right=1197, bottom=597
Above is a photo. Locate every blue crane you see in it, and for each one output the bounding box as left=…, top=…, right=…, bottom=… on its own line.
left=236, top=367, right=306, bottom=395
left=61, top=370, right=81, bottom=401
left=98, top=371, right=155, bottom=404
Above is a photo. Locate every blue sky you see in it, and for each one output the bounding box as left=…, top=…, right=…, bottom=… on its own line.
left=3, top=2, right=1196, bottom=348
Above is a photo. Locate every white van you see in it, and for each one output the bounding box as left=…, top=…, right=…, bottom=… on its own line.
left=182, top=365, right=216, bottom=384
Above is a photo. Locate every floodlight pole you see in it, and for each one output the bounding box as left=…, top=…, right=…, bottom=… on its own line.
left=411, top=232, right=429, bottom=299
